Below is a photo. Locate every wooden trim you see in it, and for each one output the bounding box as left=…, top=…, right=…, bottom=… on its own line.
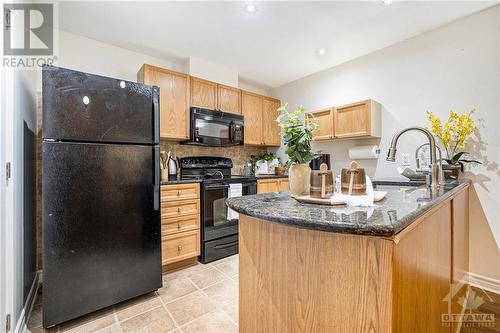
left=140, top=64, right=189, bottom=78
left=162, top=257, right=198, bottom=273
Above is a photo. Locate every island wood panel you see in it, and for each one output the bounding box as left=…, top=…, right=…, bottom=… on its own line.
left=392, top=201, right=452, bottom=333
left=190, top=76, right=217, bottom=110
left=242, top=91, right=263, bottom=145
left=217, top=84, right=241, bottom=114
left=138, top=65, right=190, bottom=140
left=451, top=188, right=469, bottom=332
left=262, top=97, right=281, bottom=146
left=239, top=215, right=393, bottom=333
left=306, top=108, right=334, bottom=141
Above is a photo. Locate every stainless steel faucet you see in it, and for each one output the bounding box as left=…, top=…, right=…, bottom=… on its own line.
left=386, top=127, right=443, bottom=188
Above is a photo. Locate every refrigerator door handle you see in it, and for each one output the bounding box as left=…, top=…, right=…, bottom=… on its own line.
left=152, top=86, right=160, bottom=144
left=153, top=146, right=160, bottom=211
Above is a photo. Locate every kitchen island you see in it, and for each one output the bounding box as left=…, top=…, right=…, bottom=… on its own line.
left=227, top=181, right=470, bottom=333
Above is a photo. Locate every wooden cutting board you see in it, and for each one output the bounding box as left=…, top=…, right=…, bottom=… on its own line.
left=293, top=191, right=387, bottom=206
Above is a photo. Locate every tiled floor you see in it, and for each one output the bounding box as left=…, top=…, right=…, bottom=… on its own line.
left=27, top=255, right=239, bottom=333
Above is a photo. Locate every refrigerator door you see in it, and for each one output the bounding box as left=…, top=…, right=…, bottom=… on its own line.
left=43, top=66, right=159, bottom=144
left=42, top=141, right=161, bottom=327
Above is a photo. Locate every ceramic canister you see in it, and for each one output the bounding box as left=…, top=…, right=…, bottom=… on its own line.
left=341, top=161, right=367, bottom=195
left=310, top=163, right=334, bottom=198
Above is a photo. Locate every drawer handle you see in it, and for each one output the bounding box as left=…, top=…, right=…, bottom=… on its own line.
left=177, top=245, right=182, bottom=252
left=177, top=191, right=181, bottom=196
left=177, top=223, right=182, bottom=229
left=177, top=208, right=181, bottom=213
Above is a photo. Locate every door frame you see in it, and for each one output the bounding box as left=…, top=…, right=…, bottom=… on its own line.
left=1, top=65, right=16, bottom=333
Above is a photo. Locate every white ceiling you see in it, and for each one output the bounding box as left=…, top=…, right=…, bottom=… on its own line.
left=58, top=1, right=496, bottom=89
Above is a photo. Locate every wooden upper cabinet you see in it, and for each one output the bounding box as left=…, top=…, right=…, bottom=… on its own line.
left=334, top=99, right=381, bottom=138
left=242, top=91, right=263, bottom=145
left=217, top=84, right=241, bottom=114
left=138, top=64, right=189, bottom=140
left=190, top=77, right=217, bottom=110
left=262, top=97, right=281, bottom=146
left=307, top=108, right=334, bottom=141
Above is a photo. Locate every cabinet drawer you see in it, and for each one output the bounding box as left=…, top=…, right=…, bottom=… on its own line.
left=162, top=199, right=200, bottom=218
left=161, top=183, right=200, bottom=202
left=162, top=214, right=199, bottom=236
left=162, top=230, right=200, bottom=265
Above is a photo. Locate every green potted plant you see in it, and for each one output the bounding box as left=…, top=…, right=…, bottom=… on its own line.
left=277, top=104, right=317, bottom=196
left=427, top=109, right=481, bottom=179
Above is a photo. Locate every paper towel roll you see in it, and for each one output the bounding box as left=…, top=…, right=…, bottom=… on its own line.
left=348, top=145, right=380, bottom=160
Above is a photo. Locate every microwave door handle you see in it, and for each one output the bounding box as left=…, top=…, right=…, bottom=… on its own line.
left=229, top=121, right=234, bottom=143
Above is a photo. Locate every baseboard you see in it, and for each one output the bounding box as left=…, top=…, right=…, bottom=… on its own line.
left=468, top=272, right=500, bottom=295
left=15, top=271, right=41, bottom=333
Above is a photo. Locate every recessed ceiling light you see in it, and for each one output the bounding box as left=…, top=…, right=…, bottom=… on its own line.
left=317, top=48, right=327, bottom=55
left=383, top=0, right=393, bottom=6
left=244, top=3, right=257, bottom=13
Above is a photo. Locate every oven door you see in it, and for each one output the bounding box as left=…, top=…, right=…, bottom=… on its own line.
left=202, top=183, right=236, bottom=242
left=201, top=182, right=256, bottom=242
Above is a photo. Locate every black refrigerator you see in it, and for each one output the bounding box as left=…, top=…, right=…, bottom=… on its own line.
left=42, top=66, right=161, bottom=328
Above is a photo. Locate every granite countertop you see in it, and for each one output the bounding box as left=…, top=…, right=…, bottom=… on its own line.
left=255, top=174, right=288, bottom=179
left=160, top=179, right=202, bottom=185
left=226, top=180, right=470, bottom=237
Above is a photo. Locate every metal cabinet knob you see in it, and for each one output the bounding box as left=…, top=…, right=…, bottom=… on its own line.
left=177, top=207, right=181, bottom=213
left=177, top=191, right=181, bottom=196
left=177, top=245, right=182, bottom=251
left=177, top=223, right=182, bottom=229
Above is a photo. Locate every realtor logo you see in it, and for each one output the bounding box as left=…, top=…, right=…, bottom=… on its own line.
left=3, top=3, right=53, bottom=56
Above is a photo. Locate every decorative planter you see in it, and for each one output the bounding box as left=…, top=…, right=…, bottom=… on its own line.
left=275, top=166, right=286, bottom=176
left=289, top=163, right=311, bottom=196
left=442, top=164, right=463, bottom=181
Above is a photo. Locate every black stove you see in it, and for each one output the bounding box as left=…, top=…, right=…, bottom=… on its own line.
left=180, top=157, right=257, bottom=263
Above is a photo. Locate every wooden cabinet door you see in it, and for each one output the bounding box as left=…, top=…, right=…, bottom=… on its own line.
left=190, top=77, right=217, bottom=110
left=242, top=92, right=263, bottom=145
left=333, top=100, right=371, bottom=138
left=217, top=84, right=241, bottom=114
left=138, top=65, right=189, bottom=140
left=257, top=179, right=279, bottom=194
left=262, top=97, right=281, bottom=146
left=307, top=108, right=334, bottom=141
left=278, top=178, right=289, bottom=191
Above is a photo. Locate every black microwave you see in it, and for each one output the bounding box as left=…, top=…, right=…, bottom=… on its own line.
left=182, top=107, right=244, bottom=147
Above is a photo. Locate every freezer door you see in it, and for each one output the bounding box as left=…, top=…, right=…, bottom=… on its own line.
left=43, top=66, right=159, bottom=144
left=42, top=141, right=161, bottom=327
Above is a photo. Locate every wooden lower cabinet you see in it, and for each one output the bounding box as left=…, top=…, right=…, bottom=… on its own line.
left=239, top=185, right=469, bottom=333
left=162, top=230, right=200, bottom=266
left=257, top=177, right=289, bottom=194
left=160, top=183, right=201, bottom=270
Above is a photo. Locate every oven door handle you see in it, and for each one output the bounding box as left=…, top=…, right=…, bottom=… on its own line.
left=214, top=241, right=238, bottom=249
left=204, top=184, right=230, bottom=189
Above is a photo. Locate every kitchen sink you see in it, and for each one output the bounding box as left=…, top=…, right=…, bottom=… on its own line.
left=372, top=180, right=427, bottom=188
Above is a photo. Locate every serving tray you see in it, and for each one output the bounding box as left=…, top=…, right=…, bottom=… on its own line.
left=293, top=191, right=387, bottom=206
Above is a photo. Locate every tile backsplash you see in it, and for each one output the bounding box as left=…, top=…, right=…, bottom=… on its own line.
left=160, top=141, right=266, bottom=175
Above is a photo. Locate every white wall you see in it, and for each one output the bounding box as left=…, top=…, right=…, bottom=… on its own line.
left=55, top=30, right=184, bottom=82
left=271, top=6, right=500, bottom=282
left=188, top=56, right=239, bottom=87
